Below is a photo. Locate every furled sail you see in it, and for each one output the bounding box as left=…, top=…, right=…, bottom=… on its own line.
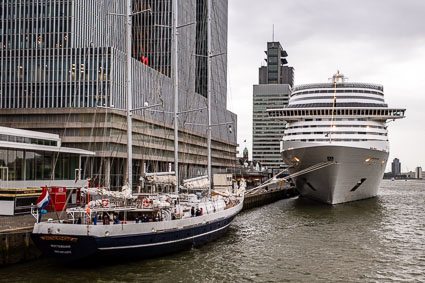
left=183, top=175, right=209, bottom=190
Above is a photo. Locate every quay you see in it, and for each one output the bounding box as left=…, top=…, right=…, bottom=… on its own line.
left=243, top=182, right=298, bottom=211
left=1, top=214, right=40, bottom=266
left=0, top=212, right=69, bottom=265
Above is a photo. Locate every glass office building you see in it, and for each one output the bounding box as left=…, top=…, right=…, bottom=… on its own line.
left=0, top=0, right=237, bottom=189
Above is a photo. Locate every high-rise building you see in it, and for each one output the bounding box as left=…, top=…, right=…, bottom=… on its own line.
left=259, top=42, right=294, bottom=87
left=415, top=167, right=422, bottom=179
left=253, top=41, right=293, bottom=170
left=391, top=158, right=401, bottom=177
left=0, top=0, right=236, bottom=189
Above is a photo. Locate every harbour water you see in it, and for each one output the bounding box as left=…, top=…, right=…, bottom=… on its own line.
left=1, top=180, right=424, bottom=282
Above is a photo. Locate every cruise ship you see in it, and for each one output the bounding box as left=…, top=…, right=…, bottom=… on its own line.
left=268, top=72, right=405, bottom=204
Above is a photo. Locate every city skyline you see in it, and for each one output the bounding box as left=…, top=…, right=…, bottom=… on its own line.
left=227, top=0, right=425, bottom=172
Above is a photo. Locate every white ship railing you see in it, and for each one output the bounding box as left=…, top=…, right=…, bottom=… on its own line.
left=268, top=107, right=406, bottom=121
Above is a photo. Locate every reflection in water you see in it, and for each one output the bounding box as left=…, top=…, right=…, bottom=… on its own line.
left=1, top=180, right=424, bottom=282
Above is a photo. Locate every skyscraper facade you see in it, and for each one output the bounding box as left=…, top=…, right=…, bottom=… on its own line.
left=391, top=158, right=401, bottom=177
left=415, top=167, right=422, bottom=179
left=0, top=0, right=236, bottom=189
left=253, top=41, right=293, bottom=170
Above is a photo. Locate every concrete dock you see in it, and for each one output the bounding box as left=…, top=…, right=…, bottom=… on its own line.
left=0, top=212, right=66, bottom=266
left=243, top=182, right=298, bottom=210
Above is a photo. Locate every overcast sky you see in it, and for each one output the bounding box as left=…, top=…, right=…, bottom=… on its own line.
left=227, top=0, right=425, bottom=172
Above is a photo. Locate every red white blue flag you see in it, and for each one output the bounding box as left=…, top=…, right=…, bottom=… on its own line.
left=36, top=188, right=50, bottom=209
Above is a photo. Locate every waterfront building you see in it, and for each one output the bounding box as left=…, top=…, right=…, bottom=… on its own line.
left=406, top=171, right=416, bottom=179
left=415, top=167, right=422, bottom=179
left=0, top=126, right=93, bottom=215
left=0, top=126, right=93, bottom=188
left=0, top=0, right=237, bottom=189
left=253, top=41, right=293, bottom=171
left=392, top=158, right=401, bottom=177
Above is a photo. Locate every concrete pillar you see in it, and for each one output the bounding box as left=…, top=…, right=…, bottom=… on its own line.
left=104, top=158, right=111, bottom=188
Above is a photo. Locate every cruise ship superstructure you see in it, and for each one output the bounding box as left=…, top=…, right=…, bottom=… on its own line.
left=268, top=72, right=405, bottom=204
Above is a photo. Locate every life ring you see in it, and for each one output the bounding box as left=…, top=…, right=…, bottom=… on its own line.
left=102, top=199, right=109, bottom=207
left=143, top=199, right=150, bottom=208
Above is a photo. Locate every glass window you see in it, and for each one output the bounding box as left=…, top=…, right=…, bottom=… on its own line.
left=268, top=56, right=278, bottom=63
left=16, top=150, right=24, bottom=181
left=268, top=48, right=278, bottom=56
left=25, top=151, right=35, bottom=181
left=35, top=152, right=43, bottom=180
left=43, top=152, right=53, bottom=180
left=54, top=153, right=63, bottom=180
left=0, top=150, right=7, bottom=181
left=7, top=149, right=16, bottom=181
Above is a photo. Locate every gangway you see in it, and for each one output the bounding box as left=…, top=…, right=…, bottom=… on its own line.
left=246, top=161, right=336, bottom=196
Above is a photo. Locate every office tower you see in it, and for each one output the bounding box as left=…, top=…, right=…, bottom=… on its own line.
left=0, top=0, right=236, bottom=188
left=392, top=158, right=401, bottom=177
left=253, top=41, right=293, bottom=171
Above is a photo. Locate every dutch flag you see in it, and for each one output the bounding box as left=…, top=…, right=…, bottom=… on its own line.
left=36, top=188, right=50, bottom=209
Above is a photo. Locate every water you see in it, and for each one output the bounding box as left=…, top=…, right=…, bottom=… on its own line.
left=1, top=180, right=424, bottom=282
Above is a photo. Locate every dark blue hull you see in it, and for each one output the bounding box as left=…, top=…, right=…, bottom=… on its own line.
left=31, top=215, right=236, bottom=262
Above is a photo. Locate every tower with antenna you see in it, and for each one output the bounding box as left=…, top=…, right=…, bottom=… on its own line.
left=253, top=39, right=294, bottom=172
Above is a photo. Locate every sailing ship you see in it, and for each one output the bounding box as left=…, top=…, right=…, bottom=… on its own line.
left=31, top=0, right=244, bottom=262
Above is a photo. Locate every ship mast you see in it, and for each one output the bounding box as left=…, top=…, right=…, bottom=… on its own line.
left=126, top=0, right=133, bottom=190
left=172, top=0, right=179, bottom=194
left=207, top=0, right=212, bottom=197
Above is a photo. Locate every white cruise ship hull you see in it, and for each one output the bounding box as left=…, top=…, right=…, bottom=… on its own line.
left=282, top=141, right=388, bottom=204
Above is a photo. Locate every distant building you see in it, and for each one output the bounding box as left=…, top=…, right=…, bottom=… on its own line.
left=415, top=167, right=422, bottom=179
left=253, top=41, right=293, bottom=171
left=391, top=158, right=401, bottom=177
left=242, top=147, right=249, bottom=162
left=406, top=171, right=416, bottom=179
